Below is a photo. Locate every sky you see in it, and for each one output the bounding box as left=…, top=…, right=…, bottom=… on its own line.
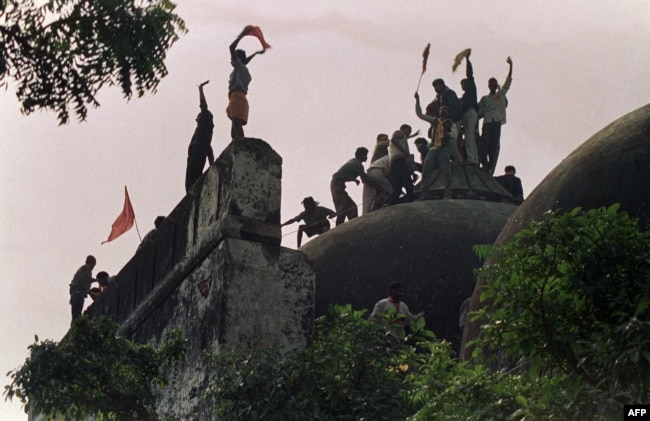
left=1, top=1, right=649, bottom=418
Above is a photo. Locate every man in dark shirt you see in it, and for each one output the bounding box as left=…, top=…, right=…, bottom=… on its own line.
left=432, top=78, right=463, bottom=123
left=432, top=78, right=463, bottom=160
left=495, top=165, right=524, bottom=204
left=69, top=255, right=96, bottom=322
left=282, top=197, right=336, bottom=247
left=89, top=271, right=110, bottom=301
left=185, top=81, right=214, bottom=192
left=330, top=147, right=380, bottom=225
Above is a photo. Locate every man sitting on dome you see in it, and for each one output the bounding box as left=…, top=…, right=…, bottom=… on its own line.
left=494, top=165, right=524, bottom=204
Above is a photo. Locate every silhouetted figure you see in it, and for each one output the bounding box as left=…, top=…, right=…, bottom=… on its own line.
left=138, top=215, right=166, bottom=250
left=425, top=96, right=441, bottom=119
left=69, top=255, right=96, bottom=322
left=331, top=147, right=378, bottom=225
left=432, top=78, right=463, bottom=159
left=416, top=93, right=461, bottom=198
left=432, top=78, right=463, bottom=122
left=423, top=96, right=441, bottom=143
left=478, top=56, right=513, bottom=175
left=458, top=49, right=479, bottom=164
left=494, top=165, right=524, bottom=204
left=363, top=154, right=392, bottom=214
left=387, top=124, right=418, bottom=205
left=414, top=137, right=429, bottom=169
left=282, top=197, right=336, bottom=248
left=370, top=133, right=390, bottom=162
left=227, top=28, right=266, bottom=139
left=185, top=81, right=214, bottom=193
left=89, top=271, right=110, bottom=301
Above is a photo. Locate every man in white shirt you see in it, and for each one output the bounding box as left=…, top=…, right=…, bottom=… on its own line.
left=386, top=125, right=419, bottom=205
left=370, top=282, right=432, bottom=340
left=362, top=154, right=392, bottom=214
left=478, top=56, right=513, bottom=175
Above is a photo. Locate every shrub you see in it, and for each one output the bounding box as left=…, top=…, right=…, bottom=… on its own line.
left=5, top=317, right=185, bottom=420
left=474, top=204, right=650, bottom=405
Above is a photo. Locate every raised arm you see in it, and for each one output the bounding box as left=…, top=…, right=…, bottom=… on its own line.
left=244, top=49, right=265, bottom=65
left=506, top=56, right=513, bottom=79
left=198, top=80, right=209, bottom=112
left=414, top=92, right=435, bottom=124
left=229, top=30, right=246, bottom=58
left=230, top=27, right=267, bottom=64
left=466, top=55, right=474, bottom=79
left=207, top=147, right=215, bottom=166
left=501, top=56, right=513, bottom=93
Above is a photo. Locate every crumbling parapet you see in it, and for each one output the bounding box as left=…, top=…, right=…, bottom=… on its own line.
left=86, top=138, right=314, bottom=418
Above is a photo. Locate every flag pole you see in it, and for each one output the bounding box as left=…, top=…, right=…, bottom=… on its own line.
left=133, top=215, right=143, bottom=242
left=126, top=185, right=143, bottom=242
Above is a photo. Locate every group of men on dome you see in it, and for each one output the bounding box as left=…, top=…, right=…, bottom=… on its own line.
left=283, top=49, right=523, bottom=248
left=176, top=29, right=524, bottom=250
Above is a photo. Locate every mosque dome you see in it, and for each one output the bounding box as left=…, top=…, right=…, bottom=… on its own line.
left=301, top=167, right=518, bottom=349
left=461, top=102, right=650, bottom=358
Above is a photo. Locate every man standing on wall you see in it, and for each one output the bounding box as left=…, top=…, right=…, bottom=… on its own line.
left=226, top=26, right=269, bottom=139
left=185, top=80, right=214, bottom=192
left=69, top=255, right=96, bottom=322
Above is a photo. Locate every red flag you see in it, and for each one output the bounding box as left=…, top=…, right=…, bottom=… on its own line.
left=243, top=25, right=271, bottom=50
left=421, top=43, right=431, bottom=74
left=102, top=186, right=135, bottom=244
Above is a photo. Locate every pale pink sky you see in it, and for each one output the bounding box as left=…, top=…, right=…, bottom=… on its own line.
left=2, top=1, right=649, bottom=418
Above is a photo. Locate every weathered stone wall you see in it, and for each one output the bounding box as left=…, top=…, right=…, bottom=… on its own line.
left=86, top=138, right=315, bottom=419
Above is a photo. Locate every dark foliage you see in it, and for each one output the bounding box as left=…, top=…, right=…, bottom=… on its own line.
left=0, top=0, right=186, bottom=124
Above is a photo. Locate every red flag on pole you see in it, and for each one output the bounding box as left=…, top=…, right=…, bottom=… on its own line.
left=102, top=186, right=135, bottom=244
left=243, top=25, right=271, bottom=50
left=421, top=43, right=431, bottom=74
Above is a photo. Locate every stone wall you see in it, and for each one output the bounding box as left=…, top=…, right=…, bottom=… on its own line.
left=86, top=138, right=315, bottom=419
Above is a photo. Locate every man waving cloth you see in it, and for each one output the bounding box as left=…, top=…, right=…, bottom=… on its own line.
left=226, top=25, right=270, bottom=139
